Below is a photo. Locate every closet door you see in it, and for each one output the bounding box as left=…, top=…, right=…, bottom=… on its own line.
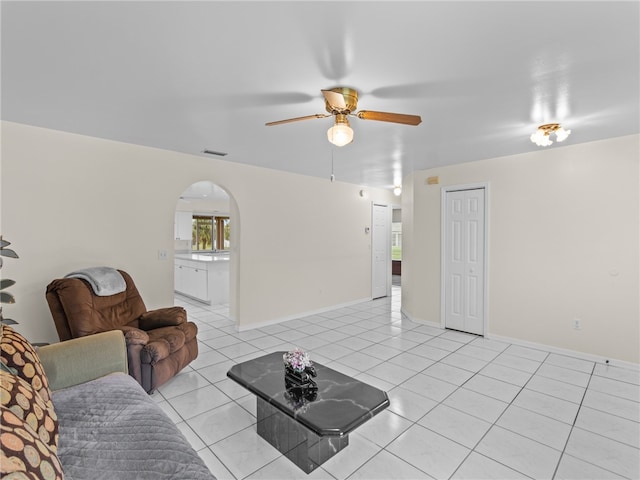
left=444, top=188, right=485, bottom=335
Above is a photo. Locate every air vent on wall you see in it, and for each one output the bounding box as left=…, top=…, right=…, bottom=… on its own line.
left=202, top=149, right=228, bottom=157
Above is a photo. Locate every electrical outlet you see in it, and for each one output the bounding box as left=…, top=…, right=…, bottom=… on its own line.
left=158, top=250, right=168, bottom=261
left=573, top=318, right=582, bottom=330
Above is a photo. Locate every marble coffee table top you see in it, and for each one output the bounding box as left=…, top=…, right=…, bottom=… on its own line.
left=227, top=351, right=390, bottom=436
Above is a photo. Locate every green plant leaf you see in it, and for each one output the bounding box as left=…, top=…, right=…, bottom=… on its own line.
left=0, top=292, right=16, bottom=304
left=0, top=248, right=18, bottom=259
left=0, top=279, right=16, bottom=290
left=0, top=318, right=18, bottom=325
left=0, top=238, right=9, bottom=248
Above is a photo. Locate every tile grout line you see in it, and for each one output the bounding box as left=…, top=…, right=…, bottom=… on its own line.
left=422, top=346, right=550, bottom=479
left=549, top=360, right=596, bottom=480
left=548, top=362, right=635, bottom=480
left=174, top=292, right=638, bottom=480
left=367, top=333, right=514, bottom=478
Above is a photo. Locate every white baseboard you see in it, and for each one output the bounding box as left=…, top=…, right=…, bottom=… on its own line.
left=401, top=308, right=443, bottom=329
left=236, top=297, right=372, bottom=332
left=400, top=309, right=639, bottom=371
left=488, top=333, right=640, bottom=371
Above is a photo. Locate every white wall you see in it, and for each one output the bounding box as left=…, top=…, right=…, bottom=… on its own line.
left=402, top=134, right=640, bottom=364
left=1, top=121, right=395, bottom=343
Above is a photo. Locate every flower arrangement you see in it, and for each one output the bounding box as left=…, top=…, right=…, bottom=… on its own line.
left=283, top=348, right=312, bottom=373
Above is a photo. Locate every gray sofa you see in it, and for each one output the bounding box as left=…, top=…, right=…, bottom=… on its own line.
left=3, top=328, right=216, bottom=480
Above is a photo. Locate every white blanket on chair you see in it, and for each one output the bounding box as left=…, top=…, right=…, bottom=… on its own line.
left=65, top=267, right=126, bottom=296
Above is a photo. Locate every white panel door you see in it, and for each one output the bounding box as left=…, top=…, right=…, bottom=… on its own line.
left=372, top=204, right=390, bottom=299
left=444, top=188, right=485, bottom=335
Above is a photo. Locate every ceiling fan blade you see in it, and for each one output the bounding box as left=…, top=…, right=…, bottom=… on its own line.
left=321, top=89, right=347, bottom=110
left=226, top=91, right=316, bottom=108
left=265, top=113, right=330, bottom=126
left=356, top=110, right=422, bottom=126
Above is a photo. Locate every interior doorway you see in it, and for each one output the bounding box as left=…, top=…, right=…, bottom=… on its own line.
left=174, top=181, right=232, bottom=306
left=372, top=203, right=392, bottom=299
left=442, top=185, right=487, bottom=336
left=392, top=207, right=402, bottom=286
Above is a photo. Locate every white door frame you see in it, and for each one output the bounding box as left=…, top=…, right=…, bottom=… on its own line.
left=371, top=202, right=392, bottom=299
left=440, top=182, right=490, bottom=335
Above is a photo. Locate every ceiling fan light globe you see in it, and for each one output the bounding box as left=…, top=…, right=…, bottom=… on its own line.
left=327, top=124, right=354, bottom=147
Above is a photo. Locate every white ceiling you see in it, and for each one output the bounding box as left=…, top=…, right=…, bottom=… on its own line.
left=180, top=181, right=229, bottom=202
left=2, top=1, right=638, bottom=190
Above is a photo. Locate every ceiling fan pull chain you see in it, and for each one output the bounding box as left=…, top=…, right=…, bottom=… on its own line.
left=330, top=149, right=335, bottom=182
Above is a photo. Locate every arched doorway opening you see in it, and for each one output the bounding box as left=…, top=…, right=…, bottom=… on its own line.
left=173, top=181, right=237, bottom=318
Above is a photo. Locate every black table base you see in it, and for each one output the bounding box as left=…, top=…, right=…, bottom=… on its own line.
left=257, top=397, right=348, bottom=473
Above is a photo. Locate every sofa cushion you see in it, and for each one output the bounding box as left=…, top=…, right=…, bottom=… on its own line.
left=0, top=404, right=63, bottom=479
left=1, top=326, right=53, bottom=410
left=0, top=370, right=59, bottom=451
left=52, top=372, right=216, bottom=479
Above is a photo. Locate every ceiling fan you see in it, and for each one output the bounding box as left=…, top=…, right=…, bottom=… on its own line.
left=265, top=87, right=422, bottom=147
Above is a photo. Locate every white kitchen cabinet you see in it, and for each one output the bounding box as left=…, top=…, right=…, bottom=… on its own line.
left=189, top=266, right=208, bottom=301
left=174, top=254, right=229, bottom=304
left=174, top=260, right=210, bottom=303
left=175, top=211, right=192, bottom=240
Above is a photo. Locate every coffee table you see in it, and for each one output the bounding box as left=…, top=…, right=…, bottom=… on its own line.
left=227, top=351, right=390, bottom=473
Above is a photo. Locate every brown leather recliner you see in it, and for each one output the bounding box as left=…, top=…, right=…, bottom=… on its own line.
left=46, top=269, right=198, bottom=393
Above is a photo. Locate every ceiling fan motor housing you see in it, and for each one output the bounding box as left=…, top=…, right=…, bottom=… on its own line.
left=325, top=87, right=358, bottom=114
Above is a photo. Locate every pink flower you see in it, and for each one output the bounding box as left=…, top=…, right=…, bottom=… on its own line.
left=283, top=348, right=312, bottom=373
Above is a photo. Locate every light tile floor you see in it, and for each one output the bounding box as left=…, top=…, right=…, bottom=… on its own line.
left=150, top=284, right=640, bottom=479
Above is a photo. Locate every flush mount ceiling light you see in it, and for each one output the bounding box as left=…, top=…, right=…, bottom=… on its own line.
left=327, top=114, right=354, bottom=147
left=530, top=123, right=571, bottom=147
left=393, top=186, right=402, bottom=196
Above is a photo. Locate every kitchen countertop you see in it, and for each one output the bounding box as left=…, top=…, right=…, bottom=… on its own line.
left=175, top=253, right=230, bottom=263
